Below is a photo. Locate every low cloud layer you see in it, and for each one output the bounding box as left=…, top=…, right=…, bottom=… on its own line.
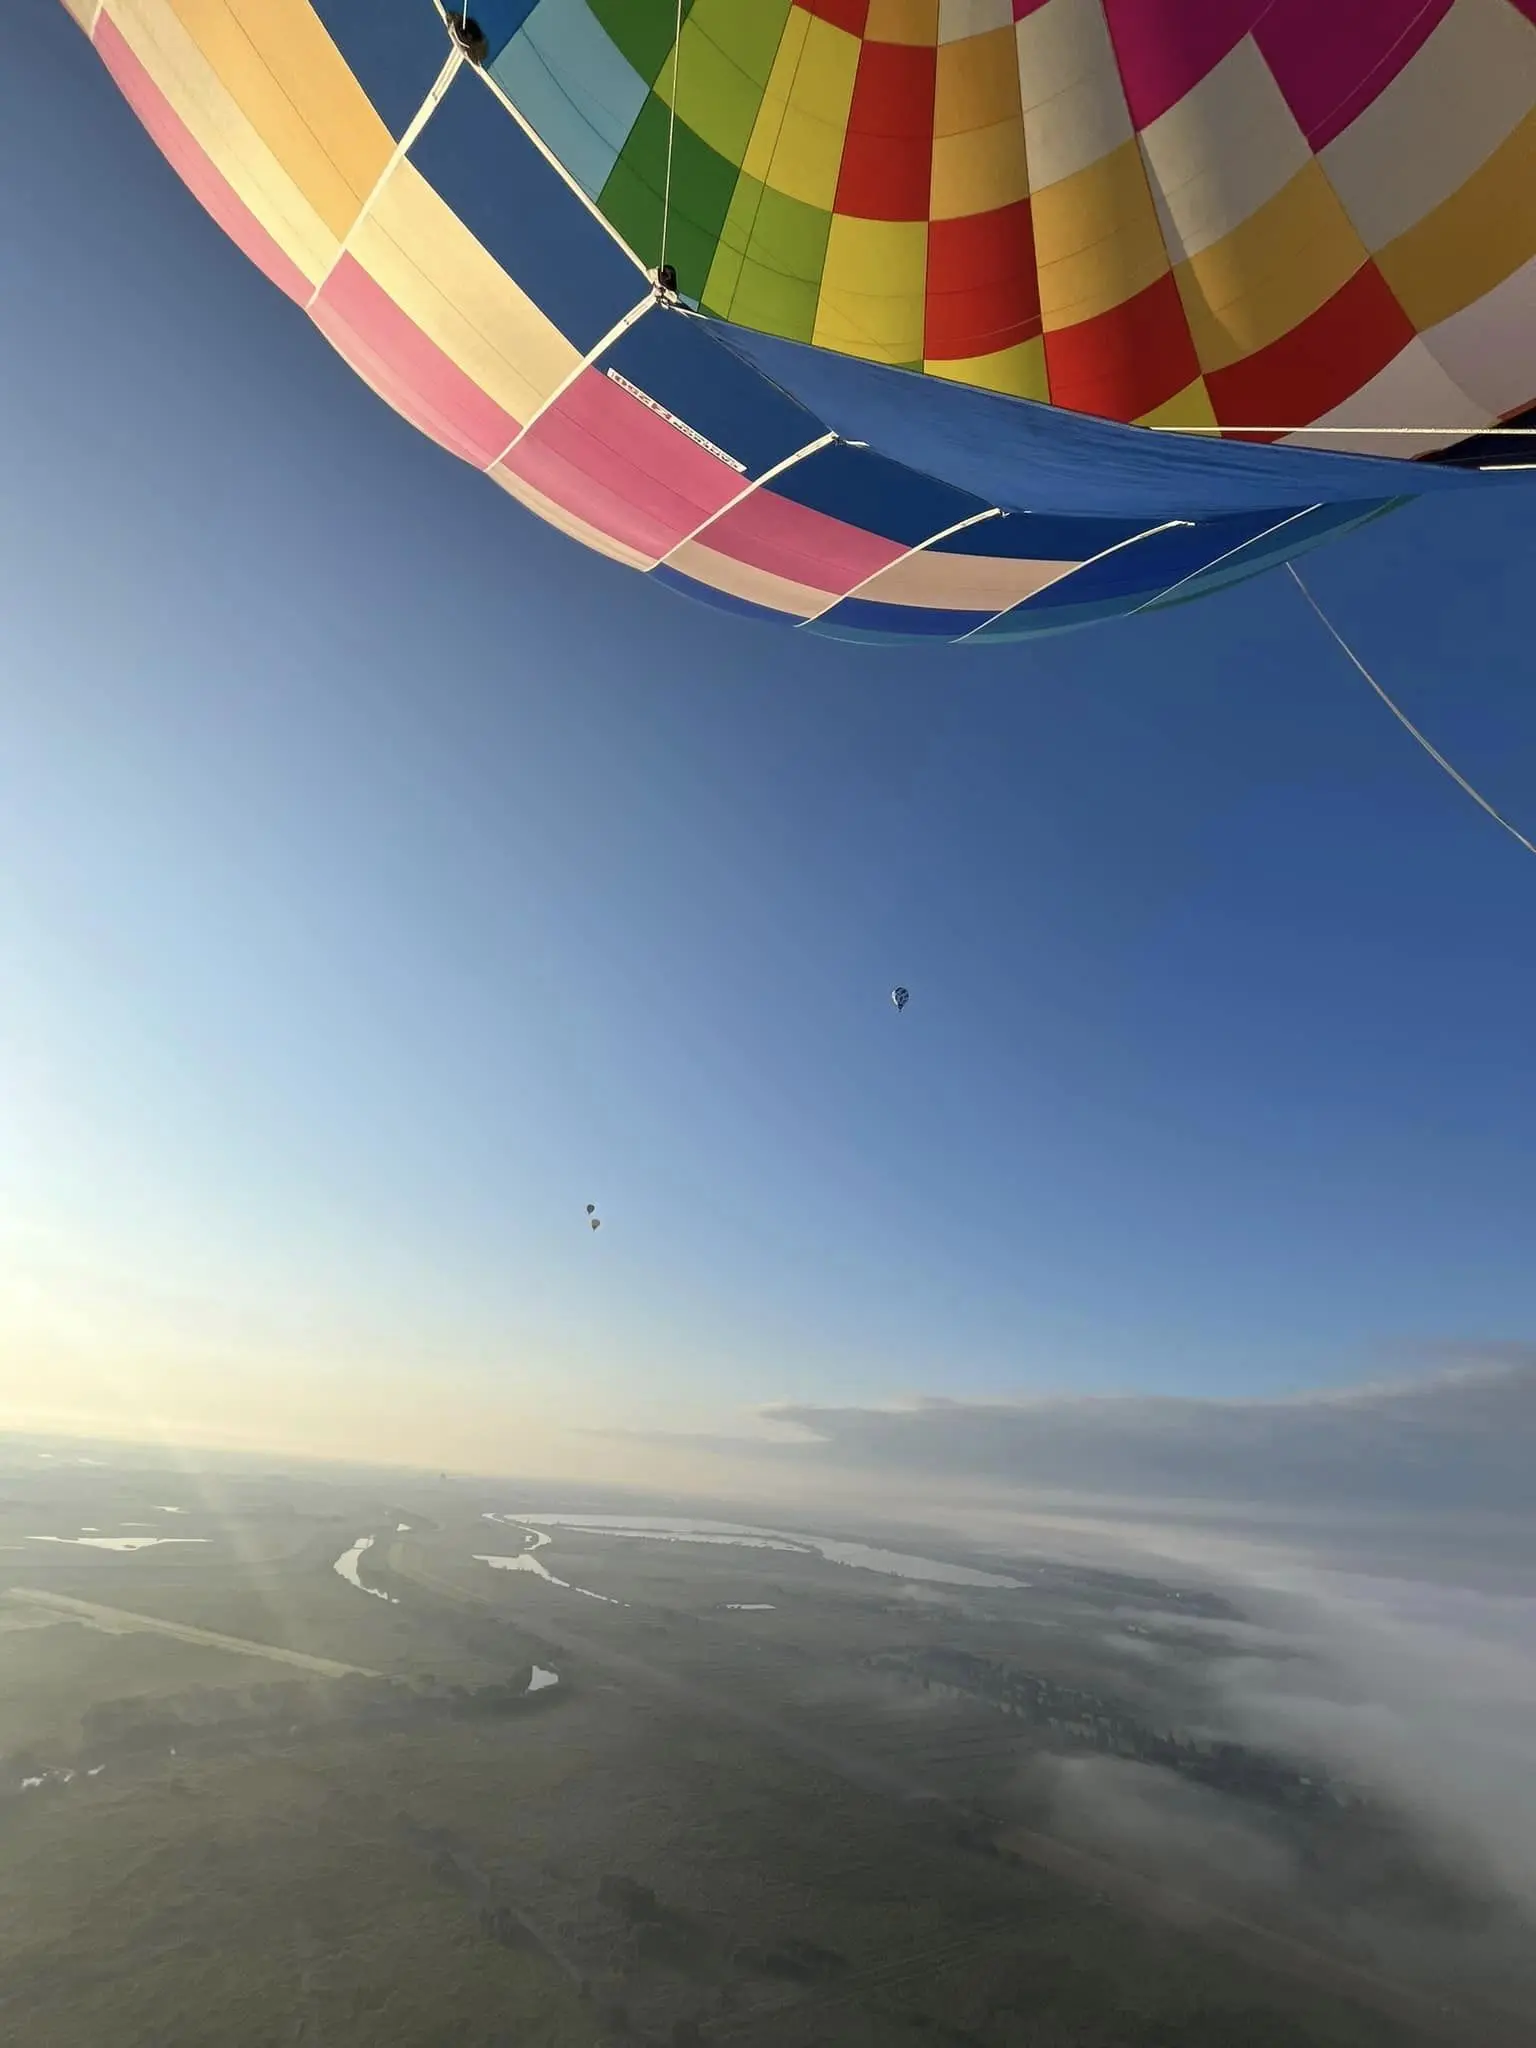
left=764, top=1349, right=1536, bottom=1524
left=1203, top=1568, right=1536, bottom=1918
left=714, top=1353, right=1536, bottom=1927
left=1039, top=1753, right=1298, bottom=1896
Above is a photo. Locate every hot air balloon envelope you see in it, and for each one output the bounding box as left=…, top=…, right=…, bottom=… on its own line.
left=66, top=1, right=1536, bottom=644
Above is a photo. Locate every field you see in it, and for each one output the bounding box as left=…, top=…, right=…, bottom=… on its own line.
left=0, top=1442, right=1530, bottom=2047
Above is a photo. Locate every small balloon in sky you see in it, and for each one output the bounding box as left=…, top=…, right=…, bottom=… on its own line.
left=891, top=987, right=909, bottom=1013
left=586, top=1204, right=596, bottom=1215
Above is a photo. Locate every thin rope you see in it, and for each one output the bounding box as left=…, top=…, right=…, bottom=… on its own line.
left=1287, top=564, right=1536, bottom=860
left=659, top=0, right=684, bottom=278
left=1159, top=425, right=1536, bottom=437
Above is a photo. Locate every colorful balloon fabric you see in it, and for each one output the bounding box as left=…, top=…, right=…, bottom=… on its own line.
left=64, top=0, right=1536, bottom=644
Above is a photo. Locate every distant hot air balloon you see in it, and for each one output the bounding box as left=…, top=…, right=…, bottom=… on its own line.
left=61, top=1, right=1536, bottom=649
left=891, top=987, right=909, bottom=1014
left=585, top=1204, right=596, bottom=1215
left=590, top=1217, right=602, bottom=1232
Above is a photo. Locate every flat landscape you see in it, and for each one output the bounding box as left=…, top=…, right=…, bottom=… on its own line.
left=0, top=1440, right=1530, bottom=2048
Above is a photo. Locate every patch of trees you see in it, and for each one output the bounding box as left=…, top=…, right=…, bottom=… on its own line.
left=874, top=1648, right=1358, bottom=1811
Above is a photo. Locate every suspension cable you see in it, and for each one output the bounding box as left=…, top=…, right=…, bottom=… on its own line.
left=1287, top=564, right=1536, bottom=860
left=659, top=0, right=685, bottom=283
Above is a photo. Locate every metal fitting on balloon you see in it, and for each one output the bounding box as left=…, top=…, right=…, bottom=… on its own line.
left=446, top=13, right=489, bottom=64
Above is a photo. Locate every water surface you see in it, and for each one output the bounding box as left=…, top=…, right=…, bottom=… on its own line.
left=473, top=1553, right=622, bottom=1604
left=501, top=1514, right=1027, bottom=1589
left=333, top=1536, right=397, bottom=1602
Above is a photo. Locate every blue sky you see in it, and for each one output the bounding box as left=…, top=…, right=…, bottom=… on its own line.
left=5, top=0, right=1536, bottom=1467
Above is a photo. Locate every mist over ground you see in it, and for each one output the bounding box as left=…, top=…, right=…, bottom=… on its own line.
left=6, top=1363, right=1535, bottom=2042
left=614, top=1351, right=1536, bottom=1933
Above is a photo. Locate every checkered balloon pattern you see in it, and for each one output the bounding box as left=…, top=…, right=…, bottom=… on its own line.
left=65, top=0, right=1536, bottom=643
